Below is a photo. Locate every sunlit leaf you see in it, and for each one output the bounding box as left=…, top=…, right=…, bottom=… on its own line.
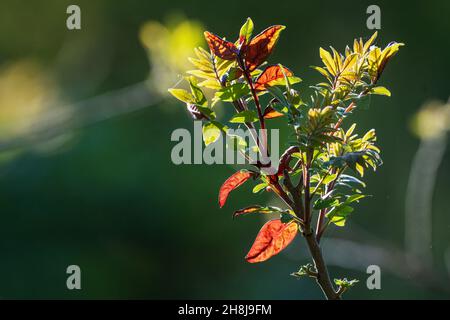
left=327, top=205, right=354, bottom=226
left=263, top=106, right=284, bottom=119
left=204, top=31, right=237, bottom=60
left=254, top=65, right=294, bottom=91
left=187, top=69, right=214, bottom=80
left=246, top=220, right=298, bottom=263
left=214, top=83, right=250, bottom=103
left=198, top=79, right=222, bottom=90
left=252, top=182, right=268, bottom=193
left=168, top=88, right=195, bottom=103
left=202, top=121, right=223, bottom=146
left=187, top=47, right=235, bottom=87
left=219, top=170, right=254, bottom=208
left=229, top=110, right=258, bottom=123
left=188, top=77, right=207, bottom=106
left=363, top=32, right=378, bottom=52
left=345, top=194, right=367, bottom=204
left=226, top=134, right=247, bottom=151
left=312, top=66, right=331, bottom=79
left=319, top=48, right=337, bottom=76
left=322, top=173, right=338, bottom=185
left=239, top=17, right=254, bottom=45
left=313, top=197, right=339, bottom=210
left=266, top=86, right=290, bottom=109
left=335, top=278, right=359, bottom=288
left=188, top=57, right=213, bottom=72
left=245, top=25, right=286, bottom=71
left=370, top=86, right=391, bottom=97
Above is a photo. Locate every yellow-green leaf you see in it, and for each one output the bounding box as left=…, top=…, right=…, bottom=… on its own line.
left=252, top=182, right=268, bottom=193
left=187, top=69, right=214, bottom=80
left=319, top=48, right=337, bottom=76
left=168, top=88, right=195, bottom=103
left=214, top=83, right=250, bottom=102
left=198, top=79, right=222, bottom=90
left=363, top=31, right=378, bottom=52
left=202, top=122, right=222, bottom=146
left=229, top=110, right=258, bottom=123
left=188, top=76, right=207, bottom=106
left=239, top=17, right=254, bottom=44
left=370, top=86, right=391, bottom=97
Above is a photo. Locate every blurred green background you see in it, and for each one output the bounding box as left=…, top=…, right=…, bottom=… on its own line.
left=0, top=0, right=449, bottom=299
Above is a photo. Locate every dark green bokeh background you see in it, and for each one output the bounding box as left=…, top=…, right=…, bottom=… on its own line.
left=0, top=0, right=449, bottom=299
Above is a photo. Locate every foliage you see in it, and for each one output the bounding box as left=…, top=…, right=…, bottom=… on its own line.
left=168, top=18, right=402, bottom=299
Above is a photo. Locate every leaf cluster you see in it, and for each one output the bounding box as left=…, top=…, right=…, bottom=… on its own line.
left=168, top=18, right=403, bottom=267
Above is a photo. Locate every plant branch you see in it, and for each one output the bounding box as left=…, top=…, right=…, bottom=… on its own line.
left=303, top=150, right=313, bottom=225
left=316, top=167, right=344, bottom=241
left=238, top=57, right=268, bottom=159
left=282, top=169, right=303, bottom=216
left=303, top=227, right=340, bottom=300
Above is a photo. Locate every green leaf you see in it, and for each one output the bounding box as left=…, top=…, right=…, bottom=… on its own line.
left=252, top=183, right=268, bottom=193
left=334, top=278, right=359, bottom=288
left=273, top=76, right=302, bottom=88
left=345, top=194, right=367, bottom=204
left=313, top=197, right=339, bottom=210
left=188, top=77, right=207, bottom=106
left=239, top=17, right=254, bottom=44
left=327, top=152, right=366, bottom=171
left=196, top=105, right=216, bottom=120
left=339, top=174, right=366, bottom=188
left=370, top=86, right=391, bottom=97
left=266, top=86, right=290, bottom=109
left=168, top=88, right=195, bottom=103
left=226, top=134, right=247, bottom=151
left=229, top=110, right=258, bottom=123
left=312, top=66, right=331, bottom=78
left=224, top=66, right=242, bottom=82
left=291, top=263, right=317, bottom=278
left=280, top=212, right=296, bottom=223
left=322, top=173, right=338, bottom=185
left=327, top=205, right=354, bottom=226
left=214, top=83, right=250, bottom=103
left=202, top=121, right=223, bottom=146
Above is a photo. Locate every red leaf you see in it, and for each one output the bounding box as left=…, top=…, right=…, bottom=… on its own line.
left=244, top=25, right=285, bottom=71
left=246, top=219, right=298, bottom=263
left=263, top=106, right=284, bottom=119
left=204, top=31, right=237, bottom=60
left=254, top=65, right=293, bottom=91
left=219, top=171, right=253, bottom=208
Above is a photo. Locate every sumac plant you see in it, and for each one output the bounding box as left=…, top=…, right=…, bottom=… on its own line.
left=169, top=18, right=402, bottom=300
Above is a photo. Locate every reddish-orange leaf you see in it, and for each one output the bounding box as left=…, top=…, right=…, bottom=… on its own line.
left=246, top=219, right=298, bottom=263
left=254, top=65, right=293, bottom=91
left=244, top=25, right=285, bottom=71
left=219, top=171, right=253, bottom=208
left=263, top=106, right=284, bottom=119
left=204, top=31, right=237, bottom=60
